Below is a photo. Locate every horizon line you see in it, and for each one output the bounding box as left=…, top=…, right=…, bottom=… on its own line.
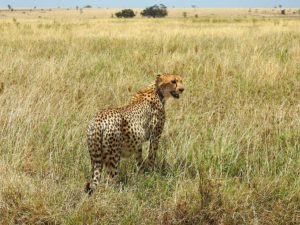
left=1, top=6, right=299, bottom=9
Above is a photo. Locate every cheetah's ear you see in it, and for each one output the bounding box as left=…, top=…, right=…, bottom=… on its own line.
left=156, top=74, right=163, bottom=82
left=155, top=74, right=162, bottom=86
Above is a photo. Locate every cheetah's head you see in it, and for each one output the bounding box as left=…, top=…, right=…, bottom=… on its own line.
left=156, top=73, right=184, bottom=99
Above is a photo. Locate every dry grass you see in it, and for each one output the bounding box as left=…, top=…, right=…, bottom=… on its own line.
left=1, top=9, right=300, bottom=224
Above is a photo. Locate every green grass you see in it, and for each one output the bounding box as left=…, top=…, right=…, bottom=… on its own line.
left=0, top=14, right=300, bottom=224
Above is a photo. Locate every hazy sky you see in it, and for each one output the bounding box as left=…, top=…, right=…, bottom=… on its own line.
left=1, top=0, right=299, bottom=8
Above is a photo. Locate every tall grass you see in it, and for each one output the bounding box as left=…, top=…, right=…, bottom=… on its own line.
left=0, top=12, right=300, bottom=224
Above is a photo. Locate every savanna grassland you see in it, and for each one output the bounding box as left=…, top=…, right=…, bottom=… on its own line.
left=1, top=8, right=300, bottom=225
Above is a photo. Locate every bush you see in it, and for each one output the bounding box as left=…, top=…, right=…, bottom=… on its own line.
left=115, top=9, right=136, bottom=18
left=141, top=4, right=168, bottom=18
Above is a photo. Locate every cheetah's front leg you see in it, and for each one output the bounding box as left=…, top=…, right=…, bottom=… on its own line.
left=135, top=145, right=145, bottom=172
left=146, top=139, right=159, bottom=171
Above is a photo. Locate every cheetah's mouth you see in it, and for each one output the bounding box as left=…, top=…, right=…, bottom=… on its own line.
left=170, top=91, right=180, bottom=99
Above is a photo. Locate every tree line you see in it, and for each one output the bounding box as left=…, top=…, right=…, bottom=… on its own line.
left=115, top=4, right=168, bottom=18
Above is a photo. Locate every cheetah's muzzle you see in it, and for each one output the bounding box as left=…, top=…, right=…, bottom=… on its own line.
left=170, top=91, right=180, bottom=99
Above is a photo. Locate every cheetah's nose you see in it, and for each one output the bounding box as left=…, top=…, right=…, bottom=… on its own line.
left=179, top=88, right=184, bottom=93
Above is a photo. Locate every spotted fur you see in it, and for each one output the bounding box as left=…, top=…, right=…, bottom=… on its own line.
left=85, top=73, right=184, bottom=194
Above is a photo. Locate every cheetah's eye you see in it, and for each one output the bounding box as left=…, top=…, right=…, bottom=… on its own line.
left=171, top=80, right=176, bottom=84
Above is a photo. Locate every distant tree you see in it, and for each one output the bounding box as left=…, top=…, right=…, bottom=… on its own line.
left=183, top=12, right=187, bottom=18
left=278, top=5, right=282, bottom=8
left=194, top=14, right=198, bottom=18
left=76, top=6, right=79, bottom=10
left=192, top=5, right=197, bottom=9
left=140, top=4, right=168, bottom=18
left=84, top=5, right=92, bottom=8
left=7, top=4, right=13, bottom=11
left=115, top=9, right=136, bottom=18
left=114, top=11, right=121, bottom=18
left=160, top=4, right=167, bottom=9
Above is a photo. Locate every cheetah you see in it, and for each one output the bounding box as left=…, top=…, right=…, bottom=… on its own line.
left=85, top=73, right=184, bottom=194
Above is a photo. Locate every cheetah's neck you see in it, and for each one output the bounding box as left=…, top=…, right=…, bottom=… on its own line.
left=130, top=84, right=164, bottom=105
